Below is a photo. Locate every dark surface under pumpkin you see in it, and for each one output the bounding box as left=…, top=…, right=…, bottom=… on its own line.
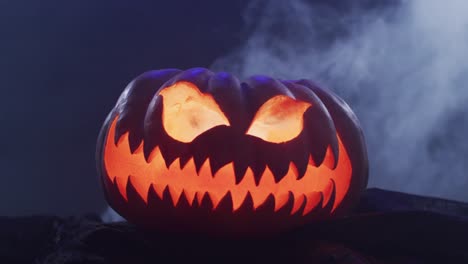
left=2, top=188, right=468, bottom=264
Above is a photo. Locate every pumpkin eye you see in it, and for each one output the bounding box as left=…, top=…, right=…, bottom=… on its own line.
left=159, top=82, right=230, bottom=143
left=246, top=95, right=311, bottom=143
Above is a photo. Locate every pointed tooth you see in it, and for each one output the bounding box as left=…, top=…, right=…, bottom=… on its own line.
left=309, top=147, right=326, bottom=168
left=290, top=194, right=301, bottom=215
left=162, top=186, right=172, bottom=204
left=159, top=144, right=179, bottom=169
left=152, top=182, right=168, bottom=200
left=181, top=158, right=197, bottom=182
left=176, top=190, right=191, bottom=209
left=143, top=143, right=155, bottom=163
left=131, top=142, right=144, bottom=155
left=209, top=156, right=231, bottom=178
left=216, top=191, right=234, bottom=213
left=113, top=119, right=128, bottom=147
left=308, top=155, right=315, bottom=166
left=274, top=192, right=290, bottom=212
left=322, top=145, right=338, bottom=170
left=200, top=192, right=214, bottom=211
left=113, top=133, right=129, bottom=153
left=125, top=133, right=139, bottom=154
left=179, top=154, right=192, bottom=169
left=258, top=169, right=275, bottom=190
left=256, top=194, right=275, bottom=213
left=115, top=176, right=129, bottom=201
left=234, top=161, right=249, bottom=185
left=208, top=192, right=223, bottom=209
left=290, top=194, right=306, bottom=215
left=177, top=157, right=184, bottom=170
left=102, top=172, right=115, bottom=195
left=323, top=179, right=337, bottom=212
left=268, top=157, right=290, bottom=183
left=126, top=176, right=146, bottom=207
left=168, top=185, right=182, bottom=206
left=144, top=146, right=161, bottom=164
left=193, top=154, right=209, bottom=174
left=127, top=132, right=142, bottom=154
left=250, top=162, right=266, bottom=186
left=112, top=177, right=128, bottom=204
left=232, top=190, right=248, bottom=211
left=103, top=175, right=117, bottom=202
left=192, top=192, right=200, bottom=208
left=233, top=139, right=252, bottom=184
left=236, top=192, right=254, bottom=212
left=322, top=179, right=335, bottom=208
left=126, top=175, right=152, bottom=203
left=302, top=192, right=323, bottom=216
left=114, top=114, right=145, bottom=154
left=253, top=170, right=262, bottom=187
left=276, top=192, right=295, bottom=214
left=196, top=192, right=204, bottom=206
left=143, top=144, right=154, bottom=163
left=182, top=189, right=196, bottom=207
left=292, top=152, right=309, bottom=180
left=147, top=184, right=161, bottom=205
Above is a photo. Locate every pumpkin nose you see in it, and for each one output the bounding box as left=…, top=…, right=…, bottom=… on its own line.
left=188, top=125, right=247, bottom=178
left=188, top=124, right=300, bottom=186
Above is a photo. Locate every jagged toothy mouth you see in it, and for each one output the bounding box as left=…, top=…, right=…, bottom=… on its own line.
left=103, top=117, right=352, bottom=216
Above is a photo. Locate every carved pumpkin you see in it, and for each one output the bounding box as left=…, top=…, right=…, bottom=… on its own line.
left=96, top=68, right=368, bottom=235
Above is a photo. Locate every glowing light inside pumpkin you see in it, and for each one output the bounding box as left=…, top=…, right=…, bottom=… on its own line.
left=246, top=95, right=311, bottom=143
left=159, top=82, right=230, bottom=143
left=104, top=117, right=352, bottom=215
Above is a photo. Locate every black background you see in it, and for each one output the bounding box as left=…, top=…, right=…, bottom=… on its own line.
left=0, top=0, right=249, bottom=216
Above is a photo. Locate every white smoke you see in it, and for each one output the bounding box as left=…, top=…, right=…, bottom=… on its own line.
left=101, top=206, right=125, bottom=223
left=212, top=0, right=468, bottom=201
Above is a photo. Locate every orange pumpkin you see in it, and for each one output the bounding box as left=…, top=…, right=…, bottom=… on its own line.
left=96, top=68, right=368, bottom=235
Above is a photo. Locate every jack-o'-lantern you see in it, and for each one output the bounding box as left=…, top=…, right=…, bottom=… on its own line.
left=96, top=68, right=368, bottom=236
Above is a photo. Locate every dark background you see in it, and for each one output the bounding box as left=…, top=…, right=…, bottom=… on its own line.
left=0, top=0, right=251, bottom=216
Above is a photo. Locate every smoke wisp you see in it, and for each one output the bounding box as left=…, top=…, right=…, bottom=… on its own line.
left=212, top=0, right=468, bottom=201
